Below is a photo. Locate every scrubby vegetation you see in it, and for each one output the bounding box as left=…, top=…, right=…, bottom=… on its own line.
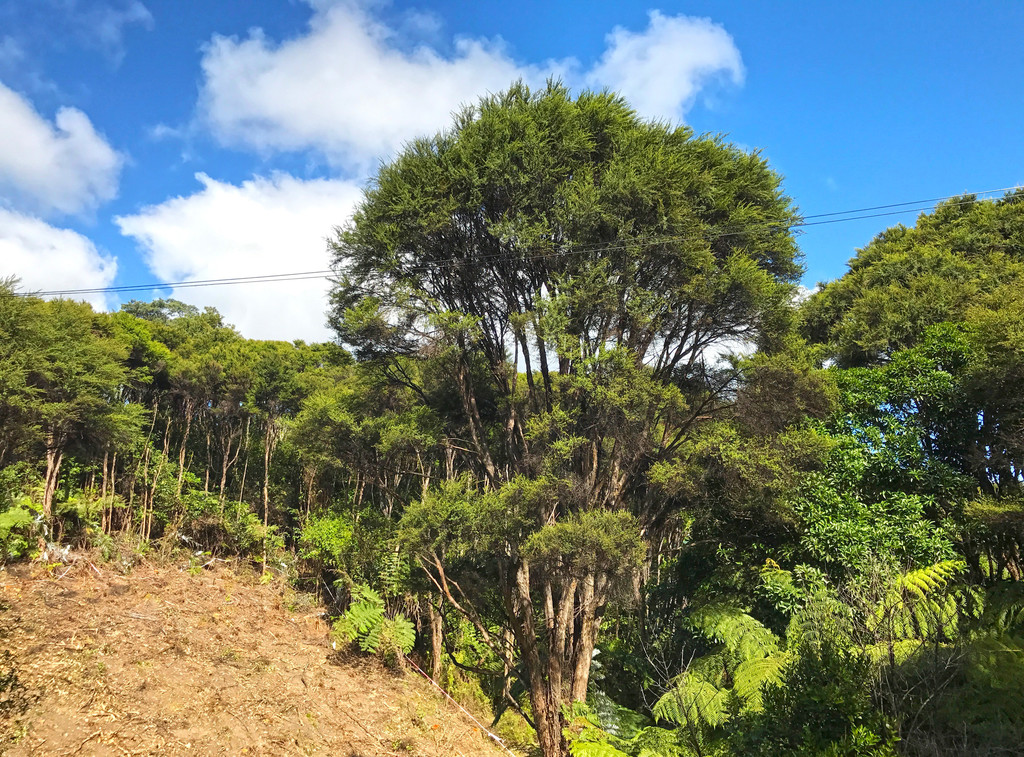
left=3, top=84, right=1024, bottom=756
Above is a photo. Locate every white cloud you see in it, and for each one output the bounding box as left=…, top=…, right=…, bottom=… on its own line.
left=586, top=12, right=744, bottom=123
left=795, top=284, right=820, bottom=303
left=79, top=0, right=153, bottom=63
left=198, top=2, right=561, bottom=169
left=0, top=80, right=123, bottom=215
left=0, top=207, right=116, bottom=310
left=116, top=172, right=362, bottom=341
left=196, top=3, right=742, bottom=167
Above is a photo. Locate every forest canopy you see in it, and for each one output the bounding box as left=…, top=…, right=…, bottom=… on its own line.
left=3, top=85, right=1024, bottom=757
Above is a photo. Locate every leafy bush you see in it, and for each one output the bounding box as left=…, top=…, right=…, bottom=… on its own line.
left=299, top=513, right=354, bottom=570
left=176, top=501, right=283, bottom=563
left=0, top=499, right=34, bottom=562
left=736, top=642, right=897, bottom=756
left=0, top=463, right=38, bottom=562
left=333, top=584, right=415, bottom=665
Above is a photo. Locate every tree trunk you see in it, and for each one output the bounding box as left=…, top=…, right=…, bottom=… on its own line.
left=145, top=419, right=172, bottom=540
left=100, top=448, right=109, bottom=500
left=128, top=402, right=159, bottom=534
left=505, top=560, right=568, bottom=757
left=42, top=430, right=64, bottom=522
left=106, top=451, right=118, bottom=533
left=238, top=415, right=251, bottom=505
left=305, top=466, right=316, bottom=515
left=429, top=601, right=444, bottom=682
left=218, top=421, right=243, bottom=508
left=454, top=360, right=498, bottom=484
left=204, top=427, right=212, bottom=493
left=261, top=415, right=278, bottom=573
left=570, top=573, right=606, bottom=702
left=176, top=400, right=194, bottom=497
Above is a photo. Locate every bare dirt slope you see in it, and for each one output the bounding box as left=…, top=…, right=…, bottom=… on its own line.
left=0, top=559, right=511, bottom=756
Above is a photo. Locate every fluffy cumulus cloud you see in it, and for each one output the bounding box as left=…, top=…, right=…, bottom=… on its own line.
left=197, top=2, right=742, bottom=167
left=131, top=3, right=745, bottom=342
left=586, top=12, right=744, bottom=123
left=198, top=2, right=559, bottom=169
left=116, top=173, right=362, bottom=341
left=0, top=207, right=117, bottom=310
left=0, top=80, right=123, bottom=216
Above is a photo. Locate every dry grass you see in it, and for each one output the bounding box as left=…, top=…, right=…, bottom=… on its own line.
left=0, top=557, right=513, bottom=756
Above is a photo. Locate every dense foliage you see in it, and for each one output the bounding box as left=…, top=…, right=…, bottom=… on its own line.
left=2, top=85, right=1023, bottom=757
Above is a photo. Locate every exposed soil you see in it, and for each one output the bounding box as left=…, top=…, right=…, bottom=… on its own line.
left=0, top=558, right=512, bottom=756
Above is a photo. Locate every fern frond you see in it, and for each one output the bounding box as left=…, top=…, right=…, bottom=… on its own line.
left=732, top=653, right=791, bottom=710
left=333, top=584, right=415, bottom=656
left=871, top=561, right=966, bottom=642
left=653, top=675, right=729, bottom=728
left=980, top=582, right=1024, bottom=634
left=384, top=614, right=416, bottom=655
left=631, top=725, right=687, bottom=756
left=569, top=742, right=631, bottom=757
left=787, top=591, right=851, bottom=650
left=688, top=652, right=729, bottom=687
left=896, top=560, right=964, bottom=599
left=863, top=639, right=928, bottom=665
left=688, top=604, right=779, bottom=661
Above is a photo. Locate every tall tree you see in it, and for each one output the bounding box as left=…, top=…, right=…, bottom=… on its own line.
left=329, top=82, right=801, bottom=756
left=248, top=340, right=302, bottom=570
left=19, top=298, right=133, bottom=519
left=802, top=192, right=1024, bottom=497
left=802, top=190, right=1024, bottom=367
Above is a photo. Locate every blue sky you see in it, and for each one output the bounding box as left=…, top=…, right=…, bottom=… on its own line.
left=1, top=0, right=1022, bottom=340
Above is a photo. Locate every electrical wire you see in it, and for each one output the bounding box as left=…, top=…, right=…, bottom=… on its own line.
left=15, top=184, right=1022, bottom=298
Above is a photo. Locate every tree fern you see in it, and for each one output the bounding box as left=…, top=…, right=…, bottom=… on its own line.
left=732, top=653, right=792, bottom=710
left=652, top=674, right=729, bottom=729
left=334, top=584, right=415, bottom=658
left=679, top=603, right=790, bottom=714
left=569, top=742, right=631, bottom=757
left=687, top=603, right=779, bottom=661
left=335, top=585, right=384, bottom=646
left=871, top=560, right=965, bottom=642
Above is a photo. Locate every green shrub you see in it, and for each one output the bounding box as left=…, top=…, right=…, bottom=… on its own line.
left=0, top=499, right=34, bottom=562
left=736, top=642, right=897, bottom=756
left=299, top=513, right=354, bottom=569
left=333, top=584, right=415, bottom=666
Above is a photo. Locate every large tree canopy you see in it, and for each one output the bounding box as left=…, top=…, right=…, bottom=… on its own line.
left=802, top=190, right=1024, bottom=367
left=328, top=82, right=802, bottom=756
left=802, top=192, right=1024, bottom=497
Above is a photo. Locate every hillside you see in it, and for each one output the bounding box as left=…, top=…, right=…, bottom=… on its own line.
left=0, top=559, right=512, bottom=756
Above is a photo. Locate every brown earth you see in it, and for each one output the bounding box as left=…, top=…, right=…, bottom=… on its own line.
left=0, top=558, right=514, bottom=756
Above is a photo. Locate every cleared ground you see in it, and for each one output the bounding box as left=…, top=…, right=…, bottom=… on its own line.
left=0, top=558, right=511, bottom=756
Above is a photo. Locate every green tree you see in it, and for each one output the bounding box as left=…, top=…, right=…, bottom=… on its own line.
left=329, top=82, right=801, bottom=756
left=27, top=299, right=135, bottom=520
left=802, top=190, right=1024, bottom=367
left=247, top=340, right=303, bottom=570
left=0, top=280, right=47, bottom=469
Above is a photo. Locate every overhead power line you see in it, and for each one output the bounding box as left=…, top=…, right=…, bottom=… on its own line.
left=37, top=271, right=335, bottom=297
left=16, top=184, right=1022, bottom=298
